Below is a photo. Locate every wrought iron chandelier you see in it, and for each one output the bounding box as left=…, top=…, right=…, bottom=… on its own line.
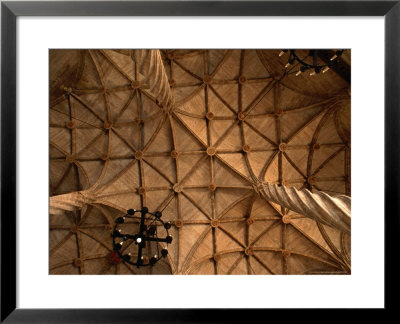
left=112, top=207, right=172, bottom=268
left=279, top=49, right=345, bottom=76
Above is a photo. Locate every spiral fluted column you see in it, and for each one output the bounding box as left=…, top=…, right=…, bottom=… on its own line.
left=49, top=191, right=93, bottom=215
left=258, top=182, right=351, bottom=234
left=134, top=50, right=174, bottom=112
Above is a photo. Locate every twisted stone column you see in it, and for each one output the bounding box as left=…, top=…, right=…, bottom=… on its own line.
left=134, top=50, right=174, bottom=112
left=258, top=182, right=351, bottom=234
left=49, top=191, right=93, bottom=215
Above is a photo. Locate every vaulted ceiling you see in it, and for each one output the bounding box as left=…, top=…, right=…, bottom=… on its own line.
left=49, top=49, right=351, bottom=275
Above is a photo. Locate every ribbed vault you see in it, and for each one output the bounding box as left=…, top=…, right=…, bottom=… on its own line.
left=49, top=49, right=351, bottom=275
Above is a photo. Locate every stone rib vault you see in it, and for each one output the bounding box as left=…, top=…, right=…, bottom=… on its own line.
left=50, top=49, right=351, bottom=275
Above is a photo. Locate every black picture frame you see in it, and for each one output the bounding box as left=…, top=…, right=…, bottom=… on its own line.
left=1, top=1, right=398, bottom=322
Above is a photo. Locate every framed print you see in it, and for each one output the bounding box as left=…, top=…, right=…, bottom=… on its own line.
left=1, top=0, right=398, bottom=322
